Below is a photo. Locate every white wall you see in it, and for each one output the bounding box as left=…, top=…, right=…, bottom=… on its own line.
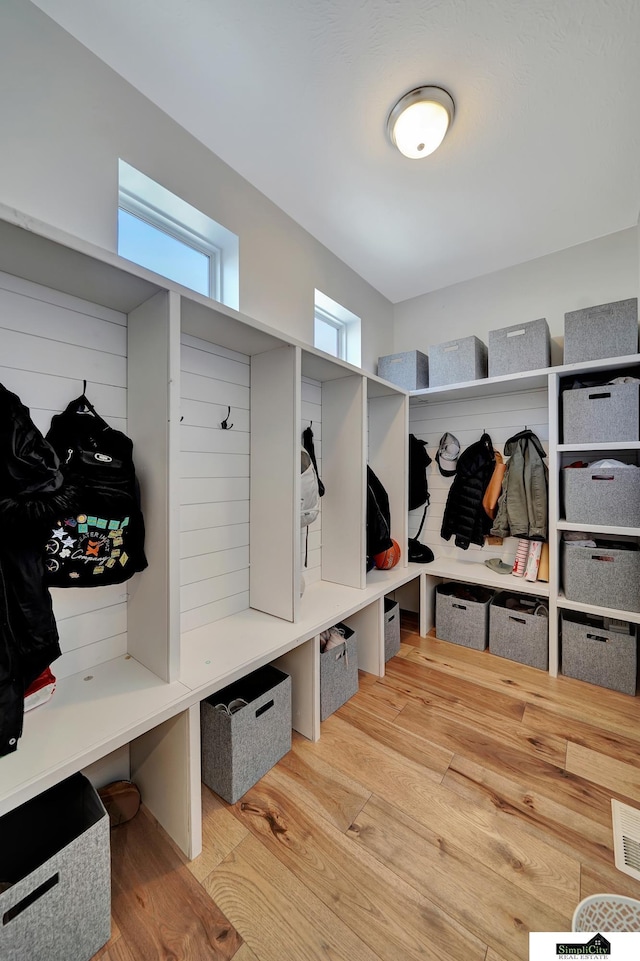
left=394, top=229, right=639, bottom=364
left=0, top=0, right=393, bottom=372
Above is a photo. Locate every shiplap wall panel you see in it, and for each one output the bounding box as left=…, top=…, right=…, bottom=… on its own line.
left=408, top=387, right=549, bottom=559
left=180, top=501, right=249, bottom=531
left=180, top=334, right=251, bottom=631
left=301, top=376, right=322, bottom=585
left=0, top=270, right=130, bottom=679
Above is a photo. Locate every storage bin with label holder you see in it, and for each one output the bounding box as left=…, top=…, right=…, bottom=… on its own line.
left=429, top=335, right=488, bottom=388
left=377, top=350, right=429, bottom=390
left=562, top=463, right=640, bottom=528
left=561, top=610, right=637, bottom=695
left=489, top=591, right=549, bottom=671
left=488, top=318, right=550, bottom=377
left=562, top=541, right=640, bottom=613
left=384, top=597, right=401, bottom=661
left=320, top=623, right=358, bottom=721
left=562, top=381, right=640, bottom=444
left=435, top=582, right=494, bottom=650
left=0, top=772, right=111, bottom=961
left=201, top=664, right=292, bottom=804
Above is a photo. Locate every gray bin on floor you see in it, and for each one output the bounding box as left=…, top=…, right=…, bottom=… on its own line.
left=435, top=582, right=493, bottom=650
left=563, top=466, right=640, bottom=528
left=320, top=623, right=358, bottom=721
left=201, top=664, right=291, bottom=803
left=0, top=773, right=111, bottom=961
left=561, top=611, right=637, bottom=695
left=429, top=335, right=488, bottom=387
left=384, top=597, right=401, bottom=661
left=562, top=382, right=640, bottom=444
left=562, top=544, right=640, bottom=613
left=488, top=318, right=550, bottom=377
left=489, top=592, right=549, bottom=671
left=377, top=350, right=429, bottom=390
left=564, top=299, right=638, bottom=364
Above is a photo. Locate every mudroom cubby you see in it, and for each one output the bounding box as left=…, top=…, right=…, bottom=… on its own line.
left=0, top=204, right=418, bottom=863
left=406, top=354, right=640, bottom=681
left=553, top=359, right=640, bottom=680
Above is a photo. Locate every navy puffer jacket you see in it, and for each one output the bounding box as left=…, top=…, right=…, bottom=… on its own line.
left=440, top=433, right=495, bottom=550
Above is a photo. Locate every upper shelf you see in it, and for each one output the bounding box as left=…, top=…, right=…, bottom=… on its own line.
left=408, top=353, right=640, bottom=405
left=0, top=203, right=407, bottom=395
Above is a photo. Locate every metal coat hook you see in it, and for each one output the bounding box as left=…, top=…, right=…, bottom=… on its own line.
left=221, top=406, right=233, bottom=430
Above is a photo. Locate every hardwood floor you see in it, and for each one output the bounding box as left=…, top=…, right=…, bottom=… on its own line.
left=94, top=615, right=640, bottom=960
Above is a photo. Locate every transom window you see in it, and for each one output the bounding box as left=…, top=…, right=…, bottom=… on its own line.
left=117, top=160, right=239, bottom=309
left=314, top=290, right=361, bottom=366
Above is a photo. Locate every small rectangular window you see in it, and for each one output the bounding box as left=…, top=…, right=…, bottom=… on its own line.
left=314, top=308, right=345, bottom=358
left=314, top=290, right=361, bottom=366
left=117, top=160, right=239, bottom=309
left=118, top=208, right=212, bottom=296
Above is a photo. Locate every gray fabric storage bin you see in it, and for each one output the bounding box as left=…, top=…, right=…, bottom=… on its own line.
left=201, top=664, right=291, bottom=803
left=0, top=772, right=111, bottom=961
left=320, top=623, right=358, bottom=720
left=564, top=299, right=638, bottom=364
left=384, top=597, right=401, bottom=661
left=562, top=382, right=640, bottom=444
left=429, top=335, right=488, bottom=387
left=435, top=582, right=493, bottom=650
left=489, top=592, right=549, bottom=670
left=563, top=465, right=640, bottom=528
left=488, top=318, right=550, bottom=377
left=377, top=350, right=429, bottom=390
left=562, top=543, right=640, bottom=612
left=561, top=611, right=637, bottom=695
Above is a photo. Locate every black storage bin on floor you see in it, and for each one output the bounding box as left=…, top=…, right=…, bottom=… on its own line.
left=0, top=773, right=111, bottom=961
left=320, top=623, right=359, bottom=721
left=384, top=598, right=401, bottom=661
left=201, top=664, right=291, bottom=804
left=435, top=582, right=494, bottom=650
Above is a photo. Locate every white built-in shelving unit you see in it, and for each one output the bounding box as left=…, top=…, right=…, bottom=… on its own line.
left=1, top=202, right=637, bottom=863
left=0, top=204, right=418, bottom=860
left=409, top=353, right=640, bottom=680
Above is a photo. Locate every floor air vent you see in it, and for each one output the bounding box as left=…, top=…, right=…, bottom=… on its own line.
left=612, top=799, right=640, bottom=881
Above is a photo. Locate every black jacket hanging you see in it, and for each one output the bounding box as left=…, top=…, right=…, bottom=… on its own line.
left=44, top=393, right=148, bottom=587
left=0, top=384, right=77, bottom=756
left=441, top=432, right=495, bottom=550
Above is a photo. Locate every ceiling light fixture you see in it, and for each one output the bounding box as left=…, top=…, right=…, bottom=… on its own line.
left=387, top=86, right=455, bottom=159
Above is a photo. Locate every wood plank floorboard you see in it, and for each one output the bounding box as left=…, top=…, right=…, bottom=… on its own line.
left=93, top=618, right=640, bottom=960
left=109, top=807, right=243, bottom=961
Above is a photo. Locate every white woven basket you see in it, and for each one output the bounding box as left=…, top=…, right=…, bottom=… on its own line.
left=572, top=893, right=640, bottom=932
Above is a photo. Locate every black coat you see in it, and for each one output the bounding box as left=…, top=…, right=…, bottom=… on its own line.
left=0, top=384, right=75, bottom=756
left=440, top=432, right=495, bottom=550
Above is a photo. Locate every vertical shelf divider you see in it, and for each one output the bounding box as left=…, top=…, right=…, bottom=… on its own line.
left=548, top=371, right=560, bottom=677
left=127, top=289, right=181, bottom=682
left=368, top=391, right=409, bottom=562
left=250, top=345, right=300, bottom=621
left=321, top=374, right=367, bottom=588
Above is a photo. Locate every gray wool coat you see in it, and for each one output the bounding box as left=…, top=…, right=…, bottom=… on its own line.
left=491, top=430, right=548, bottom=541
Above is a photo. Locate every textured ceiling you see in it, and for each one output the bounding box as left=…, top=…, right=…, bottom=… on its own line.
left=30, top=0, right=640, bottom=303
